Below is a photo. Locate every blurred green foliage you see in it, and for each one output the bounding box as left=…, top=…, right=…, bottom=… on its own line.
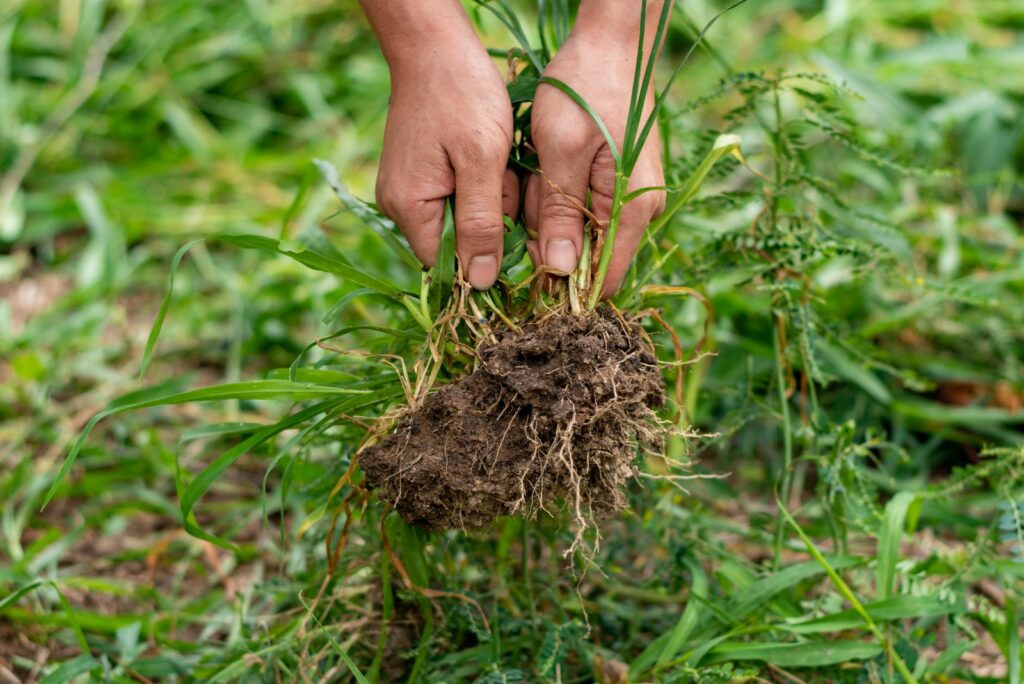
left=1, top=0, right=1023, bottom=682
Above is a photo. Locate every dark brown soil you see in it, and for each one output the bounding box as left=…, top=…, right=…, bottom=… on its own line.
left=360, top=309, right=665, bottom=533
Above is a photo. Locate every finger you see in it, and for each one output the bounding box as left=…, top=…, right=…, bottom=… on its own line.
left=502, top=167, right=520, bottom=219
left=452, top=153, right=506, bottom=289
left=534, top=146, right=591, bottom=276
left=377, top=182, right=445, bottom=268
left=524, top=173, right=541, bottom=241
left=588, top=144, right=617, bottom=224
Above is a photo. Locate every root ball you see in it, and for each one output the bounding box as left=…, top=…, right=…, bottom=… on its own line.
left=360, top=309, right=666, bottom=532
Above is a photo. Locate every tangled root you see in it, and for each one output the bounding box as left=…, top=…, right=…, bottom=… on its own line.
left=359, top=308, right=666, bottom=544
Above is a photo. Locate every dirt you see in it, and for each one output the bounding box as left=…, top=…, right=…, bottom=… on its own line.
left=360, top=309, right=666, bottom=535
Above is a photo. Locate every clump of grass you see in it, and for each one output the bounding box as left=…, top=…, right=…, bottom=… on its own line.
left=340, top=0, right=748, bottom=551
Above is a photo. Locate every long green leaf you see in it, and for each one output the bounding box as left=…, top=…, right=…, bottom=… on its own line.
left=703, top=640, right=883, bottom=667
left=656, top=554, right=707, bottom=667
left=728, top=556, right=865, bottom=620
left=0, top=579, right=44, bottom=609
left=538, top=76, right=620, bottom=167
left=140, top=238, right=203, bottom=382
left=781, top=504, right=920, bottom=684
left=216, top=233, right=406, bottom=297
left=877, top=491, right=918, bottom=600
left=180, top=390, right=400, bottom=550
left=428, top=199, right=456, bottom=317
left=312, top=158, right=420, bottom=269
left=786, top=595, right=961, bottom=634
left=44, top=380, right=369, bottom=509
left=39, top=654, right=101, bottom=684
left=632, top=0, right=751, bottom=167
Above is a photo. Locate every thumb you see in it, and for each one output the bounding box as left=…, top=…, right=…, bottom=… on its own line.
left=532, top=154, right=590, bottom=276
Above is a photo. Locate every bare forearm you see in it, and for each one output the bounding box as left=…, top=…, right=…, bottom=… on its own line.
left=358, top=0, right=483, bottom=73
left=574, top=0, right=667, bottom=51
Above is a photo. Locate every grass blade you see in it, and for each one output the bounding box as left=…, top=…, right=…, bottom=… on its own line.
left=538, top=76, right=620, bottom=167
left=217, top=233, right=408, bottom=297
left=139, top=239, right=203, bottom=383
left=656, top=553, right=707, bottom=667
left=313, top=158, right=420, bottom=269
left=703, top=640, right=883, bottom=667
left=785, top=595, right=961, bottom=634
left=877, top=491, right=918, bottom=601
left=780, top=503, right=920, bottom=684
left=632, top=0, right=751, bottom=164
left=644, top=134, right=740, bottom=238
left=39, top=654, right=101, bottom=684
left=44, top=380, right=369, bottom=509
left=429, top=199, right=456, bottom=317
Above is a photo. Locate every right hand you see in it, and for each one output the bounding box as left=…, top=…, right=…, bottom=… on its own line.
left=375, top=33, right=518, bottom=290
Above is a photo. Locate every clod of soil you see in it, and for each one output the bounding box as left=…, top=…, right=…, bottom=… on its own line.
left=360, top=309, right=666, bottom=533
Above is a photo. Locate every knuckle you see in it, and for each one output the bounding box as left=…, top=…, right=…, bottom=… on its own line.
left=591, top=147, right=617, bottom=175
left=539, top=191, right=582, bottom=222
left=624, top=191, right=664, bottom=224
left=652, top=190, right=667, bottom=217
left=458, top=206, right=501, bottom=234
left=451, top=133, right=508, bottom=168
left=533, top=116, right=588, bottom=152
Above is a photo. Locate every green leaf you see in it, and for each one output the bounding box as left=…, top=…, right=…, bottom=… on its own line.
left=785, top=595, right=962, bottom=634
left=657, top=554, right=707, bottom=667
left=0, top=579, right=44, bottom=609
left=728, top=556, right=865, bottom=620
left=44, top=380, right=369, bottom=509
left=179, top=422, right=264, bottom=443
left=40, top=654, right=101, bottom=684
left=816, top=340, right=892, bottom=405
left=892, top=397, right=1024, bottom=427
left=428, top=200, right=456, bottom=317
left=704, top=640, right=883, bottom=667
left=877, top=491, right=918, bottom=601
left=140, top=238, right=203, bottom=382
left=178, top=398, right=345, bottom=549
left=538, top=76, right=620, bottom=167
left=180, top=390, right=401, bottom=549
left=507, top=73, right=539, bottom=103
left=502, top=217, right=528, bottom=272
left=645, top=134, right=740, bottom=239
left=216, top=233, right=406, bottom=297
left=322, top=287, right=390, bottom=324
left=312, top=158, right=420, bottom=269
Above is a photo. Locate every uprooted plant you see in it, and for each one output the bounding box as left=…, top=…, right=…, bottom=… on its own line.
left=45, top=0, right=743, bottom=557
left=354, top=0, right=747, bottom=552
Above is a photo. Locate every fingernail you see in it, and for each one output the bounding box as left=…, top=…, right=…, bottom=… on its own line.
left=468, top=255, right=498, bottom=289
left=545, top=239, right=578, bottom=274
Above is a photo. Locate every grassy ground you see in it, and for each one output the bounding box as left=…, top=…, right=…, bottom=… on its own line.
left=1, top=0, right=1023, bottom=681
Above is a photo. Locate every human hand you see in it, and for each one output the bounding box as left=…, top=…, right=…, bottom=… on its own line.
left=364, top=2, right=518, bottom=289
left=525, top=2, right=666, bottom=298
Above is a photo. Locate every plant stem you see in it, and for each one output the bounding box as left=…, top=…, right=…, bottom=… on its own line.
left=772, top=312, right=794, bottom=567
left=588, top=173, right=628, bottom=309
left=402, top=295, right=433, bottom=332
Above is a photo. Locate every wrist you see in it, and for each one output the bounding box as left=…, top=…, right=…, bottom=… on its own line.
left=573, top=0, right=667, bottom=51
left=359, top=0, right=480, bottom=73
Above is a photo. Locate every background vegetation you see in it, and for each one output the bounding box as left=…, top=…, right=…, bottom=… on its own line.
left=1, top=0, right=1022, bottom=681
